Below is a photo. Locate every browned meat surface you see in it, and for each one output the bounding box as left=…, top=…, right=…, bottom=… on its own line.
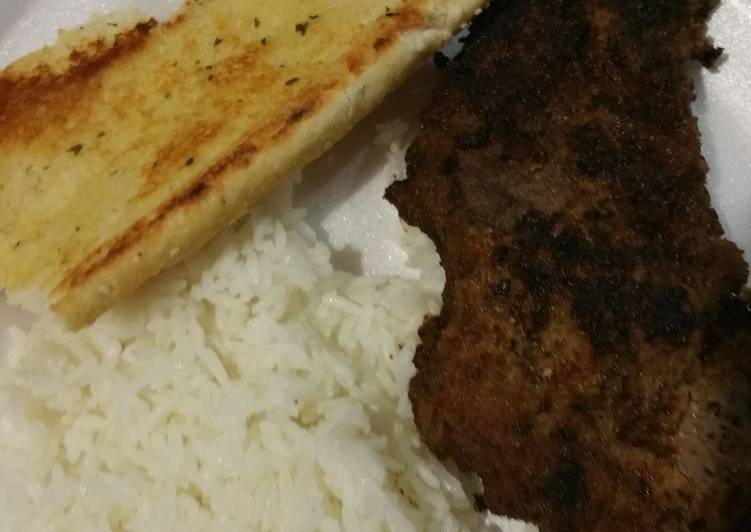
left=386, top=0, right=751, bottom=530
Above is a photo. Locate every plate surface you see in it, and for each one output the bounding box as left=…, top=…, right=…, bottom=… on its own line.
left=0, top=5, right=749, bottom=529
left=1, top=0, right=749, bottom=335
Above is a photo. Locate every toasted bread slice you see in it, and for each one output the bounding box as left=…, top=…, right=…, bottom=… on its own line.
left=0, top=0, right=485, bottom=328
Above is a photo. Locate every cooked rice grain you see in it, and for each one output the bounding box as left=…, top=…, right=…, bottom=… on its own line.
left=0, top=184, right=489, bottom=532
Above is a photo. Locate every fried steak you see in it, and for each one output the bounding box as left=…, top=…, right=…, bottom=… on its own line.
left=386, top=0, right=751, bottom=530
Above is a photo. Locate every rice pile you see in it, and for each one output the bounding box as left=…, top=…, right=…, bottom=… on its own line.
left=0, top=183, right=488, bottom=531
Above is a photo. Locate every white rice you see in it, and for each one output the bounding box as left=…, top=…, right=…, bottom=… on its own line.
left=0, top=180, right=491, bottom=532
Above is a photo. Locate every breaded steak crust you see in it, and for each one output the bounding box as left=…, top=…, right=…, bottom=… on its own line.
left=387, top=1, right=751, bottom=530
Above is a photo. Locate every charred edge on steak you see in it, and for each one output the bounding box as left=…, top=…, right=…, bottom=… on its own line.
left=387, top=0, right=751, bottom=531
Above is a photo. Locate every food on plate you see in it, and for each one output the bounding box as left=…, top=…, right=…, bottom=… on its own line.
left=0, top=0, right=485, bottom=329
left=387, top=0, right=751, bottom=530
left=0, top=180, right=496, bottom=531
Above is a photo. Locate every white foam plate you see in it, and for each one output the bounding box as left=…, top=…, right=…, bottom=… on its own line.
left=0, top=2, right=749, bottom=529
left=1, top=0, right=749, bottom=329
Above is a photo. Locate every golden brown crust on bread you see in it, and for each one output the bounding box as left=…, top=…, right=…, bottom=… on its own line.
left=0, top=0, right=485, bottom=327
